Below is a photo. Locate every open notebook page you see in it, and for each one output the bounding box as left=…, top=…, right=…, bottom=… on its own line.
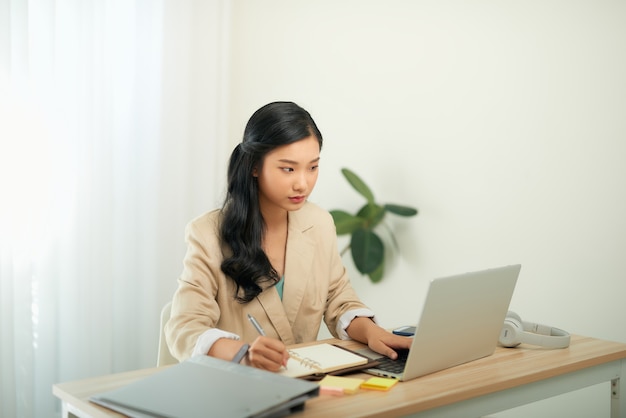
left=279, top=343, right=368, bottom=378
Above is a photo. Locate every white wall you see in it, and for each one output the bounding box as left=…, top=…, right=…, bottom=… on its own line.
left=227, top=1, right=626, bottom=416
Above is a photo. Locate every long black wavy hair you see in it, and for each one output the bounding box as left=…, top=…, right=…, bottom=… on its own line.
left=220, top=101, right=323, bottom=303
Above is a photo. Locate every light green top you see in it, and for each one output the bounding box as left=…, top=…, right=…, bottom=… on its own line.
left=276, top=276, right=285, bottom=300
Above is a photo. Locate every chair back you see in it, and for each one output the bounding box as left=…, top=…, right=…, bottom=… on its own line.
left=157, top=301, right=178, bottom=366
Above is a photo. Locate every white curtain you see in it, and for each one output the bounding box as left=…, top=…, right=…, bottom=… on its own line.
left=0, top=1, right=230, bottom=416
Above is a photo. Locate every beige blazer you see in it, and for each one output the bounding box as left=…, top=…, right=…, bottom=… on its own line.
left=165, top=201, right=369, bottom=361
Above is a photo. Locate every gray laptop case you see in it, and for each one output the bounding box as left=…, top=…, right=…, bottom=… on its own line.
left=90, top=354, right=319, bottom=418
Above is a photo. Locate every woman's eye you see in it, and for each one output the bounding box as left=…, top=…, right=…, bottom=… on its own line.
left=281, top=167, right=294, bottom=172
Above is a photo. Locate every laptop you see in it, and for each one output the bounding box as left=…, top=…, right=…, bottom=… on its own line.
left=358, top=264, right=521, bottom=381
left=90, top=354, right=319, bottom=418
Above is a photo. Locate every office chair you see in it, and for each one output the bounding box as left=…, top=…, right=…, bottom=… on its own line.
left=157, top=301, right=178, bottom=366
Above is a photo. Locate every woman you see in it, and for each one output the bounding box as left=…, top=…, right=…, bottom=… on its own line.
left=165, top=101, right=411, bottom=371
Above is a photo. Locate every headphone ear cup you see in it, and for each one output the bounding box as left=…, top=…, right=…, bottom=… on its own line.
left=499, top=315, right=523, bottom=347
left=499, top=311, right=571, bottom=349
left=506, top=310, right=523, bottom=323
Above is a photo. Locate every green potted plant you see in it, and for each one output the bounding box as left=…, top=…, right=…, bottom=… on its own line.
left=329, top=168, right=418, bottom=283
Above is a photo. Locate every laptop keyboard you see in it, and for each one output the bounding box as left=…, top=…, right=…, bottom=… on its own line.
left=375, top=349, right=410, bottom=374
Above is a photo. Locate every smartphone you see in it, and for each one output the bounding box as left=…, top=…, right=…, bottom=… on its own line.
left=392, top=325, right=416, bottom=336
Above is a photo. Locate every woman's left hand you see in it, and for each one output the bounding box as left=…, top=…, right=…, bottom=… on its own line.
left=346, top=317, right=413, bottom=360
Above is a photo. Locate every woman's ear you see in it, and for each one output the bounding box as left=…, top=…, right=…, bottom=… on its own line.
left=252, top=166, right=258, bottom=177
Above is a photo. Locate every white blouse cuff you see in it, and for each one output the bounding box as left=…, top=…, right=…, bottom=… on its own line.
left=336, top=308, right=377, bottom=340
left=192, top=328, right=240, bottom=357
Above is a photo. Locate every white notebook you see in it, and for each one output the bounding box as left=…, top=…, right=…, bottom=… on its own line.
left=280, top=343, right=368, bottom=378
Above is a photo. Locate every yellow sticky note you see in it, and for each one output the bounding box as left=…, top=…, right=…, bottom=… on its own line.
left=318, top=375, right=365, bottom=395
left=360, top=376, right=398, bottom=391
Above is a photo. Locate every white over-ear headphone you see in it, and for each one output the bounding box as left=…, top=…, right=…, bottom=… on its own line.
left=499, top=311, right=571, bottom=348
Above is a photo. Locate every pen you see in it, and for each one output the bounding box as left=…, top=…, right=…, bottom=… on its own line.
left=247, top=313, right=288, bottom=369
left=247, top=314, right=266, bottom=336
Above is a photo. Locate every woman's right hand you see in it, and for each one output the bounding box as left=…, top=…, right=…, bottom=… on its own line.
left=246, top=336, right=290, bottom=372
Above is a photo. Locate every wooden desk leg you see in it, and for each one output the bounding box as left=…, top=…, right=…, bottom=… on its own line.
left=611, top=359, right=624, bottom=418
left=61, top=401, right=83, bottom=418
left=611, top=377, right=623, bottom=418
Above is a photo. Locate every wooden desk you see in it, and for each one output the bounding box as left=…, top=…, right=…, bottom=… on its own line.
left=53, top=334, right=626, bottom=418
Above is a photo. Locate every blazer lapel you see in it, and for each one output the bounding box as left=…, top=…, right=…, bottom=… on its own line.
left=282, top=210, right=315, bottom=328
left=256, top=209, right=315, bottom=345
left=256, top=288, right=296, bottom=345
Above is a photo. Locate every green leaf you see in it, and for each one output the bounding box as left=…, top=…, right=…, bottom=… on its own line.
left=350, top=229, right=384, bottom=274
left=356, top=203, right=385, bottom=228
left=330, top=210, right=364, bottom=235
left=384, top=204, right=418, bottom=217
left=331, top=168, right=419, bottom=283
left=342, top=168, right=375, bottom=204
left=368, top=262, right=384, bottom=283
